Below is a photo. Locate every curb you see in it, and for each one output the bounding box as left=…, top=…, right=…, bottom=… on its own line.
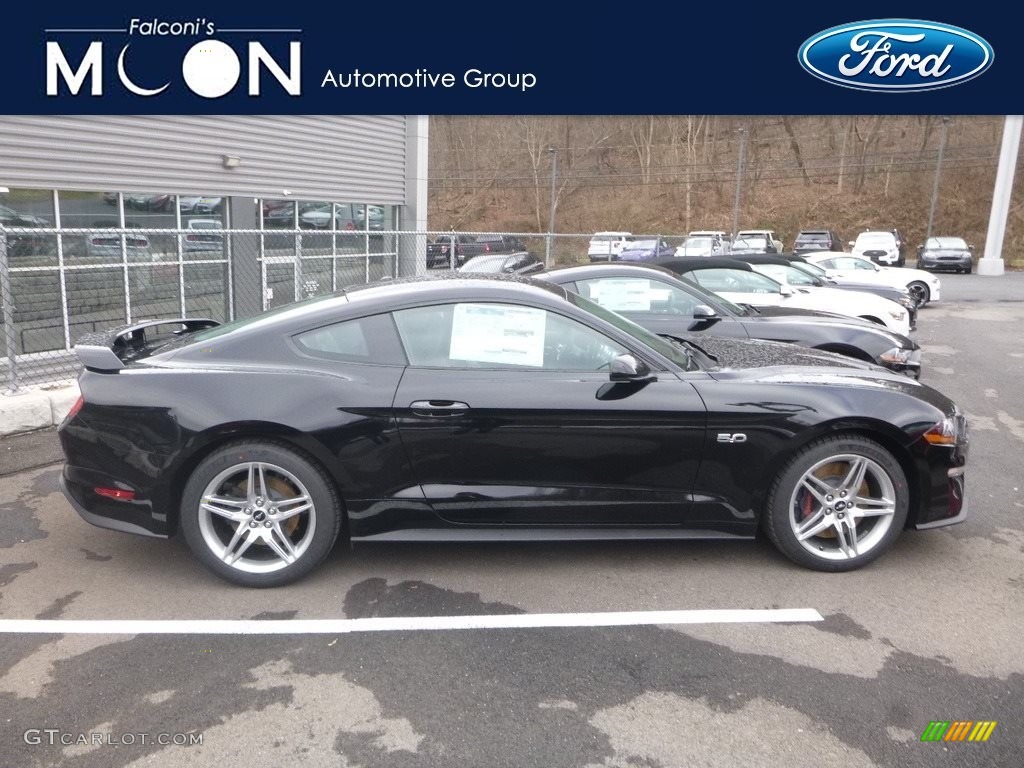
left=0, top=382, right=80, bottom=437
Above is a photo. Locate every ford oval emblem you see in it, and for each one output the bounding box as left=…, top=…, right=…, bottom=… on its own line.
left=798, top=19, right=994, bottom=92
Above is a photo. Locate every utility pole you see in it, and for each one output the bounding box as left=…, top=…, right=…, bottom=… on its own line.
left=979, top=115, right=1023, bottom=276
left=925, top=116, right=950, bottom=242
left=545, top=147, right=558, bottom=267
left=731, top=127, right=747, bottom=239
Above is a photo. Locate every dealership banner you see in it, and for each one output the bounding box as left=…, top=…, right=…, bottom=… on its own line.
left=0, top=0, right=1016, bottom=114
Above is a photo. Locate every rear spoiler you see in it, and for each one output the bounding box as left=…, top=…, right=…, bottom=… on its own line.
left=74, top=318, right=220, bottom=372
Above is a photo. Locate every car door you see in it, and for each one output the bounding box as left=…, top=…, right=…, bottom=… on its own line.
left=391, top=301, right=706, bottom=526
left=570, top=274, right=752, bottom=340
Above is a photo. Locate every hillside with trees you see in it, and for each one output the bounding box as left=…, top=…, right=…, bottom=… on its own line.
left=427, top=116, right=1023, bottom=265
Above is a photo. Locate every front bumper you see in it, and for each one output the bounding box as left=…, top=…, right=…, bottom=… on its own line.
left=920, top=257, right=971, bottom=271
left=914, top=467, right=967, bottom=530
left=878, top=347, right=922, bottom=379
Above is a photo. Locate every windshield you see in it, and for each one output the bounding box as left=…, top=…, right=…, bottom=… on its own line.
left=731, top=237, right=768, bottom=250
left=926, top=237, right=967, bottom=249
left=625, top=240, right=658, bottom=249
left=685, top=237, right=713, bottom=249
left=458, top=255, right=510, bottom=273
left=566, top=292, right=699, bottom=371
left=856, top=233, right=895, bottom=247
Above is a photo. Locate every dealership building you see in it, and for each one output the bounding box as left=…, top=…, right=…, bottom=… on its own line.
left=0, top=115, right=428, bottom=384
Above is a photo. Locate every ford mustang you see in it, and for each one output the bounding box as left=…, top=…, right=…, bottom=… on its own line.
left=59, top=275, right=967, bottom=587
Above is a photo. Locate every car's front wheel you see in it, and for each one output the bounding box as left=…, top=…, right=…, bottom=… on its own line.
left=763, top=436, right=909, bottom=571
left=180, top=441, right=342, bottom=587
left=907, top=281, right=930, bottom=306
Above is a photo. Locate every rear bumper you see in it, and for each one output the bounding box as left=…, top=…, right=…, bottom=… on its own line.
left=60, top=465, right=169, bottom=538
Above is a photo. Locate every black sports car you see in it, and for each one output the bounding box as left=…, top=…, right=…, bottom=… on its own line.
left=59, top=275, right=966, bottom=587
left=544, top=263, right=922, bottom=377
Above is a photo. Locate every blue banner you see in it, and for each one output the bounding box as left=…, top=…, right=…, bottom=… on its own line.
left=0, top=0, right=1017, bottom=113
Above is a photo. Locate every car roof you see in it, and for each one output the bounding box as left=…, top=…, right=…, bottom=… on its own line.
left=653, top=257, right=753, bottom=272
left=542, top=262, right=681, bottom=283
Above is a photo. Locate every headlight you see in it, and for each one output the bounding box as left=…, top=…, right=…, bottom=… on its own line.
left=888, top=309, right=906, bottom=321
left=897, top=296, right=916, bottom=310
left=923, top=416, right=959, bottom=446
left=879, top=346, right=913, bottom=365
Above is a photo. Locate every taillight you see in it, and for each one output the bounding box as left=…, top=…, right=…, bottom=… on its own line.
left=484, top=244, right=491, bottom=252
left=186, top=234, right=198, bottom=242
left=67, top=395, right=84, bottom=420
left=94, top=487, right=136, bottom=501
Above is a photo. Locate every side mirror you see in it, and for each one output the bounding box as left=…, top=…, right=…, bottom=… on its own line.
left=693, top=304, right=719, bottom=321
left=968, top=244, right=975, bottom=250
left=609, top=354, right=652, bottom=382
left=848, top=241, right=855, bottom=247
left=779, top=285, right=794, bottom=297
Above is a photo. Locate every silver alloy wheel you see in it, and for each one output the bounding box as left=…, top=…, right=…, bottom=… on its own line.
left=197, top=461, right=316, bottom=574
left=907, top=282, right=929, bottom=305
left=789, top=453, right=897, bottom=561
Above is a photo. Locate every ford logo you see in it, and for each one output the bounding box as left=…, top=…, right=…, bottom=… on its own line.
left=798, top=19, right=993, bottom=92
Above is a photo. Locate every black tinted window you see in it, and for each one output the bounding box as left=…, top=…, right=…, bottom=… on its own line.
left=293, top=313, right=406, bottom=365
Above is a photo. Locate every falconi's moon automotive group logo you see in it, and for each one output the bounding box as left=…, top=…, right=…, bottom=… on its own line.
left=45, top=18, right=301, bottom=98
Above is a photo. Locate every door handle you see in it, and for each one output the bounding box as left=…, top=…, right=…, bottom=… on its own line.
left=409, top=400, right=470, bottom=417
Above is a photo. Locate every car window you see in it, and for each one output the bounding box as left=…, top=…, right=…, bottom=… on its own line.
left=393, top=303, right=627, bottom=371
left=293, top=313, right=406, bottom=365
left=685, top=268, right=780, bottom=294
left=574, top=276, right=702, bottom=316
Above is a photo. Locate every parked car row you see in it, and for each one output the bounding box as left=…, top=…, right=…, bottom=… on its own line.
left=589, top=227, right=976, bottom=273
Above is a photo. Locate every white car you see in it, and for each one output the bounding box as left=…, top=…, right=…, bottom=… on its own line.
left=588, top=231, right=633, bottom=262
left=851, top=231, right=904, bottom=266
left=736, top=229, right=784, bottom=253
left=746, top=261, right=911, bottom=335
left=685, top=265, right=911, bottom=335
left=184, top=218, right=223, bottom=252
left=675, top=234, right=725, bottom=257
left=802, top=253, right=941, bottom=306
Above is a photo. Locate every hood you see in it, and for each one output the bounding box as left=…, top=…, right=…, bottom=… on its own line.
left=748, top=305, right=864, bottom=322
left=695, top=336, right=874, bottom=371
left=740, top=305, right=914, bottom=349
left=922, top=249, right=970, bottom=257
left=697, top=336, right=933, bottom=395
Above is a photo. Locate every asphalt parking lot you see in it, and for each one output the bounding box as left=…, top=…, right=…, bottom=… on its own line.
left=1, top=272, right=1022, bottom=767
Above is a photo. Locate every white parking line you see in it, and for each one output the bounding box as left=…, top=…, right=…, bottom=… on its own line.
left=0, top=608, right=822, bottom=635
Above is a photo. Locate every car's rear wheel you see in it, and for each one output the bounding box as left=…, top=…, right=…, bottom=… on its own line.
left=907, top=281, right=930, bottom=306
left=180, top=441, right=342, bottom=587
left=763, top=436, right=909, bottom=571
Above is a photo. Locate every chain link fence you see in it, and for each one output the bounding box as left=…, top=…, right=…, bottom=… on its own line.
left=0, top=226, right=683, bottom=391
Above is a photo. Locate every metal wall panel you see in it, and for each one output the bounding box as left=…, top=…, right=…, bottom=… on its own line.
left=0, top=115, right=407, bottom=204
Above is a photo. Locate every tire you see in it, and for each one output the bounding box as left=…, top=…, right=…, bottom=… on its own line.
left=907, top=281, right=930, bottom=306
left=762, top=435, right=909, bottom=572
left=180, top=441, right=342, bottom=587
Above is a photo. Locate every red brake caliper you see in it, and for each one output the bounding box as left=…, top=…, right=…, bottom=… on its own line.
left=801, top=488, right=814, bottom=520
